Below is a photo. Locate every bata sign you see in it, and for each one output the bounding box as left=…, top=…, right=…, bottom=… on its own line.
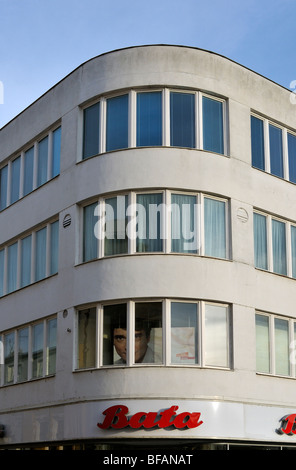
left=97, top=405, right=203, bottom=430
left=277, top=414, right=296, bottom=435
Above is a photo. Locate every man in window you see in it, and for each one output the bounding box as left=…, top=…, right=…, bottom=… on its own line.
left=113, top=318, right=159, bottom=364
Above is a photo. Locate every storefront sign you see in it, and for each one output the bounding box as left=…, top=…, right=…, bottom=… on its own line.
left=97, top=404, right=203, bottom=430
left=277, top=414, right=296, bottom=435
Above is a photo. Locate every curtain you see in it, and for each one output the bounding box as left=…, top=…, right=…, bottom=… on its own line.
left=202, top=96, right=224, bottom=154
left=7, top=242, right=18, bottom=293
left=10, top=157, right=20, bottom=204
left=104, top=196, right=128, bottom=256
left=83, top=203, right=98, bottom=261
left=52, top=127, right=61, bottom=177
left=21, top=235, right=32, bottom=287
left=272, top=219, right=287, bottom=275
left=204, top=197, right=226, bottom=258
left=251, top=115, right=265, bottom=170
left=137, top=92, right=162, bottom=146
left=35, top=227, right=47, bottom=281
left=37, top=137, right=48, bottom=187
left=275, top=318, right=289, bottom=376
left=291, top=225, right=296, bottom=278
left=106, top=94, right=129, bottom=151
left=269, top=124, right=283, bottom=178
left=204, top=304, right=228, bottom=367
left=170, top=92, right=195, bottom=148
left=0, top=249, right=4, bottom=296
left=24, top=147, right=34, bottom=196
left=255, top=314, right=270, bottom=373
left=0, top=165, right=8, bottom=210
left=50, top=221, right=59, bottom=275
left=171, top=194, right=197, bottom=253
left=136, top=193, right=163, bottom=252
left=253, top=213, right=268, bottom=269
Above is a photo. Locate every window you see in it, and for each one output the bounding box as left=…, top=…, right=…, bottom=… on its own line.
left=253, top=210, right=296, bottom=278
left=251, top=115, right=265, bottom=170
left=136, top=193, right=163, bottom=253
left=202, top=96, right=224, bottom=154
left=37, top=136, right=48, bottom=187
left=10, top=156, right=21, bottom=204
left=0, top=165, right=8, bottom=210
left=82, top=89, right=226, bottom=155
left=82, top=191, right=228, bottom=262
left=251, top=114, right=296, bottom=183
left=0, top=125, right=61, bottom=211
left=256, top=312, right=296, bottom=377
left=0, top=219, right=59, bottom=297
left=137, top=91, right=162, bottom=147
left=83, top=102, right=100, bottom=159
left=76, top=300, right=231, bottom=370
left=0, top=317, right=57, bottom=386
left=170, top=92, right=195, bottom=148
left=106, top=94, right=129, bottom=151
left=24, top=147, right=34, bottom=196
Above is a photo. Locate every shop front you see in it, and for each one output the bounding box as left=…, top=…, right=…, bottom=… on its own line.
left=1, top=399, right=296, bottom=450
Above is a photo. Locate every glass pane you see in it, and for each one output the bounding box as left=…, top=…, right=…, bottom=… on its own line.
left=7, top=242, right=18, bottom=293
left=275, top=318, right=289, bottom=376
left=0, top=165, right=8, bottom=210
left=291, top=226, right=296, bottom=278
left=10, top=156, right=21, bottom=204
left=50, top=221, right=59, bottom=275
left=83, top=203, right=98, bottom=262
left=47, top=318, right=57, bottom=375
left=272, top=219, right=287, bottom=275
left=32, top=323, right=43, bottom=378
left=171, top=194, right=198, bottom=253
left=104, top=196, right=128, bottom=256
left=203, top=96, right=224, bottom=154
left=288, top=133, right=296, bottom=183
left=134, top=302, right=162, bottom=364
left=21, top=235, right=32, bottom=288
left=23, top=147, right=34, bottom=196
left=136, top=193, right=163, bottom=252
left=17, top=327, right=29, bottom=382
left=106, top=94, right=128, bottom=151
left=52, top=127, right=61, bottom=177
left=251, top=116, right=265, bottom=170
left=256, top=314, right=270, bottom=373
left=103, top=304, right=127, bottom=366
left=35, top=227, right=47, bottom=281
left=269, top=124, right=283, bottom=178
left=4, top=332, right=14, bottom=384
left=83, top=103, right=100, bottom=159
left=137, top=92, right=162, bottom=146
left=204, top=197, right=226, bottom=258
left=78, top=308, right=96, bottom=369
left=0, top=249, right=4, bottom=296
left=37, top=136, right=48, bottom=187
left=171, top=302, right=198, bottom=364
left=204, top=304, right=229, bottom=367
left=254, top=213, right=268, bottom=270
left=170, top=92, right=195, bottom=148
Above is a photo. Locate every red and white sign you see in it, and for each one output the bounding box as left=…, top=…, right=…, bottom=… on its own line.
left=97, top=404, right=203, bottom=430
left=277, top=414, right=296, bottom=436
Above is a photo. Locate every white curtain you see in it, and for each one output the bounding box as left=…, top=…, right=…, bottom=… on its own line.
left=204, top=198, right=226, bottom=258
left=272, top=219, right=287, bottom=275
left=254, top=213, right=268, bottom=269
left=171, top=194, right=197, bottom=253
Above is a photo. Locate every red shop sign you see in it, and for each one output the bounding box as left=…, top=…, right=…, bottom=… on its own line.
left=277, top=414, right=296, bottom=435
left=97, top=405, right=203, bottom=430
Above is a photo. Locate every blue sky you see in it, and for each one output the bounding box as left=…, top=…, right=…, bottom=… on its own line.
left=0, top=0, right=295, bottom=128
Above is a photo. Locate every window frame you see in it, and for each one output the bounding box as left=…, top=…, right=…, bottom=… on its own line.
left=75, top=299, right=232, bottom=371
left=80, top=191, right=229, bottom=263
left=255, top=311, right=296, bottom=378
left=251, top=112, right=296, bottom=183
left=253, top=209, right=296, bottom=278
left=81, top=88, right=227, bottom=158
left=0, top=124, right=61, bottom=212
left=0, top=316, right=57, bottom=386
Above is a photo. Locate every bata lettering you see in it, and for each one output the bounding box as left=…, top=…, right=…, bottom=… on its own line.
left=277, top=414, right=296, bottom=435
left=97, top=404, right=203, bottom=430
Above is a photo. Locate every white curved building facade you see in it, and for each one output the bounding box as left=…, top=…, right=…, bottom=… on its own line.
left=1, top=45, right=296, bottom=450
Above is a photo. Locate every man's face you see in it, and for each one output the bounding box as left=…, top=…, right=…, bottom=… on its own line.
left=113, top=328, right=149, bottom=363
